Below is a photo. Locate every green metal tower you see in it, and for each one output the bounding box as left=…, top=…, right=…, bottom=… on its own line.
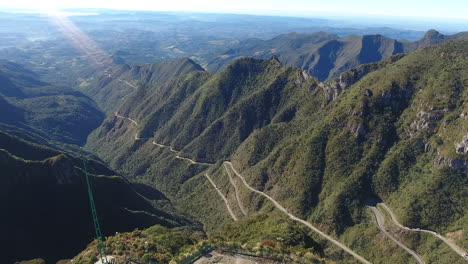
left=81, top=148, right=109, bottom=263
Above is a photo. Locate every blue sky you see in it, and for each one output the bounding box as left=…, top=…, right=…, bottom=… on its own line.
left=1, top=0, right=467, bottom=21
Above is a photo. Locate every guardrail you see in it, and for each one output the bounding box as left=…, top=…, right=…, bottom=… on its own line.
left=178, top=244, right=214, bottom=264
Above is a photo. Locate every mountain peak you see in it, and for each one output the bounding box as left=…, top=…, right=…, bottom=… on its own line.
left=129, top=57, right=205, bottom=85
left=269, top=55, right=281, bottom=64
left=414, top=29, right=447, bottom=47
left=179, top=57, right=205, bottom=71
left=424, top=29, right=442, bottom=39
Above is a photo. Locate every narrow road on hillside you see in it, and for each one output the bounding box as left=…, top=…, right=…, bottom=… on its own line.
left=152, top=141, right=213, bottom=166
left=379, top=203, right=468, bottom=260
left=111, top=123, right=213, bottom=165
left=134, top=133, right=147, bottom=140
left=204, top=173, right=238, bottom=221
left=115, top=112, right=139, bottom=126
left=112, top=113, right=376, bottom=263
left=223, top=162, right=247, bottom=216
left=124, top=80, right=137, bottom=89
left=224, top=161, right=371, bottom=264
left=118, top=78, right=138, bottom=89
left=115, top=113, right=146, bottom=140
left=370, top=206, right=424, bottom=264
left=153, top=141, right=234, bottom=220
left=174, top=154, right=213, bottom=165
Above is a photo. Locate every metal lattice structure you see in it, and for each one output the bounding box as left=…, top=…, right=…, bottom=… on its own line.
left=81, top=148, right=109, bottom=264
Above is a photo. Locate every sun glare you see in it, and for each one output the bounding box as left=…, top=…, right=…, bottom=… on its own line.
left=47, top=10, right=114, bottom=73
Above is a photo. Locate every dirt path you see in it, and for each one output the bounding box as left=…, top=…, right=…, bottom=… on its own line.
left=224, top=161, right=371, bottom=264
left=379, top=203, right=468, bottom=260
left=370, top=206, right=424, bottom=263
left=204, top=173, right=238, bottom=221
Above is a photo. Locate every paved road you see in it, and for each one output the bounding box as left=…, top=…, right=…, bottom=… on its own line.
left=153, top=141, right=235, bottom=220
left=124, top=80, right=137, bottom=89
left=115, top=112, right=139, bottom=126
left=379, top=203, right=468, bottom=260
left=115, top=113, right=146, bottom=140
left=223, top=162, right=247, bottom=216
left=152, top=141, right=213, bottom=166
left=224, top=161, right=371, bottom=264
left=204, top=173, right=238, bottom=221
left=118, top=78, right=137, bottom=89
left=370, top=206, right=424, bottom=264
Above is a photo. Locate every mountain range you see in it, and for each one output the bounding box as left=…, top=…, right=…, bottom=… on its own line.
left=0, top=60, right=104, bottom=146
left=1, top=21, right=467, bottom=263
left=206, top=29, right=468, bottom=81
left=85, top=40, right=468, bottom=263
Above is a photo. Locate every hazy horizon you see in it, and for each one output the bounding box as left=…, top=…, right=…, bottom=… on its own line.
left=2, top=8, right=467, bottom=33
left=1, top=0, right=467, bottom=33
left=1, top=0, right=467, bottom=22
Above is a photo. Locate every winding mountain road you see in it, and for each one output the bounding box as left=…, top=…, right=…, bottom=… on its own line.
left=152, top=141, right=213, bottom=166
left=115, top=112, right=139, bottom=126
left=223, top=161, right=371, bottom=264
left=223, top=162, right=247, bottom=216
left=118, top=78, right=138, bottom=89
left=378, top=203, right=468, bottom=260
left=134, top=134, right=147, bottom=140
left=110, top=113, right=443, bottom=264
left=369, top=206, right=424, bottom=264
left=115, top=113, right=146, bottom=140
left=204, top=173, right=238, bottom=221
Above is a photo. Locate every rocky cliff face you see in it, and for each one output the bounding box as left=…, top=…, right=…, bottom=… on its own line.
left=455, top=134, right=468, bottom=154
left=207, top=30, right=468, bottom=81
left=430, top=132, right=468, bottom=175
left=321, top=54, right=406, bottom=103
left=435, top=151, right=468, bottom=174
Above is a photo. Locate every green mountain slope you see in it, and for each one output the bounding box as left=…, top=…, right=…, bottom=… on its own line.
left=72, top=212, right=330, bottom=264
left=206, top=30, right=468, bottom=81
left=77, top=58, right=205, bottom=113
left=0, top=129, right=193, bottom=263
left=86, top=56, right=318, bottom=169
left=0, top=61, right=104, bottom=145
left=86, top=40, right=468, bottom=263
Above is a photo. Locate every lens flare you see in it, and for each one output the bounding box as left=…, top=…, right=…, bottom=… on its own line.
left=48, top=12, right=114, bottom=73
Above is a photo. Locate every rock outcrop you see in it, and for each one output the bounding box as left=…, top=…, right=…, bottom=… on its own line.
left=321, top=54, right=405, bottom=103
left=435, top=151, right=468, bottom=174
left=455, top=134, right=468, bottom=154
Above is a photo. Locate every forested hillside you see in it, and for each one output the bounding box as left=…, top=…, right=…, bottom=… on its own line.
left=0, top=129, right=194, bottom=263
left=86, top=40, right=468, bottom=263
left=0, top=60, right=104, bottom=145
left=2, top=7, right=467, bottom=264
